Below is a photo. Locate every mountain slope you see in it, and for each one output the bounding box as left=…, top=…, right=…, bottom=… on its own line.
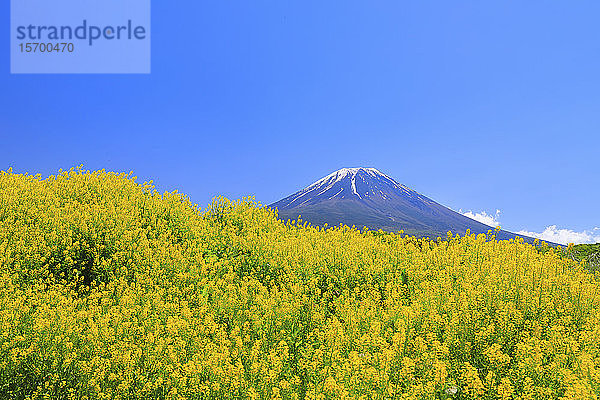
left=270, top=167, right=536, bottom=242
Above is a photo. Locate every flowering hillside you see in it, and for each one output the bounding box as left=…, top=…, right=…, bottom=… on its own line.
left=0, top=167, right=598, bottom=399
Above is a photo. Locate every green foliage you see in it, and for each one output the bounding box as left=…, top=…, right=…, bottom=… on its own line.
left=563, top=243, right=600, bottom=271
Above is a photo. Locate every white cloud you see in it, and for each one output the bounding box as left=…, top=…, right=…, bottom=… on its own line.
left=458, top=206, right=600, bottom=245
left=460, top=209, right=501, bottom=228
left=516, top=226, right=600, bottom=245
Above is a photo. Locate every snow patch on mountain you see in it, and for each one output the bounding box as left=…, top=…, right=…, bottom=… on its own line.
left=272, top=167, right=439, bottom=211
left=300, top=167, right=414, bottom=200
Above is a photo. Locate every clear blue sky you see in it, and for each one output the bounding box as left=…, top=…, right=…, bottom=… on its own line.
left=1, top=1, right=599, bottom=242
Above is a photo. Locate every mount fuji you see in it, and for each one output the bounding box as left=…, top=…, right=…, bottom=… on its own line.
left=269, top=167, right=536, bottom=242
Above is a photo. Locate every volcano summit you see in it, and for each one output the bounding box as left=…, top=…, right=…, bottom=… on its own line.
left=270, top=167, right=534, bottom=241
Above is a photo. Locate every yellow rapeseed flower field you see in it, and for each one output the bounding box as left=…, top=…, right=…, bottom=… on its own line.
left=1, top=167, right=599, bottom=399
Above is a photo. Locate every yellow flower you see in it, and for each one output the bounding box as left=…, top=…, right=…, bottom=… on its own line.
left=0, top=167, right=597, bottom=399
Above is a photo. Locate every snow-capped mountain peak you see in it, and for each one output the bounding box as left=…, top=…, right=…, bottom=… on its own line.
left=272, top=167, right=431, bottom=210
left=308, top=167, right=388, bottom=189
left=269, top=167, right=543, bottom=243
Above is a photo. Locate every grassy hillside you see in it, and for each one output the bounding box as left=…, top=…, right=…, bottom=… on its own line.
left=1, top=167, right=600, bottom=399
